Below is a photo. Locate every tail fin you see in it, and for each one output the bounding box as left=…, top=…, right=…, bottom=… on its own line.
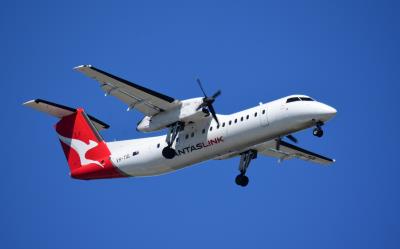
left=55, top=109, right=113, bottom=179
left=24, top=99, right=126, bottom=180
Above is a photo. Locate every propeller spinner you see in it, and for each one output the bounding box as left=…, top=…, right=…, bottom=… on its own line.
left=196, top=78, right=221, bottom=125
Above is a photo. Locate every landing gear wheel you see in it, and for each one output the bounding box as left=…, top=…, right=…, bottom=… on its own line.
left=163, top=121, right=184, bottom=159
left=313, top=128, right=323, bottom=137
left=234, top=150, right=256, bottom=187
left=162, top=147, right=176, bottom=159
left=235, top=174, right=249, bottom=187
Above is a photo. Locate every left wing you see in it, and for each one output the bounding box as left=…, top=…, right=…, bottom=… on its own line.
left=74, top=65, right=181, bottom=116
left=256, top=140, right=334, bottom=165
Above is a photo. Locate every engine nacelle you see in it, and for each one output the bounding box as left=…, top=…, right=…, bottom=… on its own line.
left=137, top=97, right=210, bottom=132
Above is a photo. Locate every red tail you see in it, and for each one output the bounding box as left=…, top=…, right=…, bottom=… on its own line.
left=55, top=108, right=125, bottom=180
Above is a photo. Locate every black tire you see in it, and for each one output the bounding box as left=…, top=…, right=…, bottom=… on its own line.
left=235, top=174, right=249, bottom=187
left=162, top=147, right=176, bottom=159
left=313, top=128, right=324, bottom=137
left=241, top=175, right=249, bottom=186
left=235, top=175, right=242, bottom=185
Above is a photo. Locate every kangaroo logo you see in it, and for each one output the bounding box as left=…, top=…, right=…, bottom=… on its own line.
left=58, top=134, right=104, bottom=167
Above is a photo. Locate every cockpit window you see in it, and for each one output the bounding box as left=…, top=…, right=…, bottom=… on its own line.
left=286, top=97, right=301, bottom=103
left=287, top=97, right=315, bottom=103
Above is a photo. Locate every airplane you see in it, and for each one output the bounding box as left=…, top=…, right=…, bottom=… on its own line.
left=23, top=65, right=337, bottom=187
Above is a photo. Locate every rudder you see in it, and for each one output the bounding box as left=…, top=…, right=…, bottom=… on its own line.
left=55, top=109, right=110, bottom=172
left=55, top=109, right=125, bottom=180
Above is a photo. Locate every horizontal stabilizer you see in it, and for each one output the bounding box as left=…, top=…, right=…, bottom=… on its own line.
left=23, top=99, right=110, bottom=131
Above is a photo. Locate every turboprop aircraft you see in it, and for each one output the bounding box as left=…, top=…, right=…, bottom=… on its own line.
left=23, top=65, right=337, bottom=187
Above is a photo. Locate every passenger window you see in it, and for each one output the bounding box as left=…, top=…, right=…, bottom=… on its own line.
left=262, top=110, right=266, bottom=114
left=222, top=122, right=225, bottom=127
left=202, top=128, right=205, bottom=134
left=210, top=126, right=213, bottom=131
left=286, top=97, right=301, bottom=103
left=254, top=112, right=257, bottom=117
left=240, top=117, right=243, bottom=121
left=246, top=115, right=249, bottom=119
left=157, top=143, right=160, bottom=148
left=191, top=132, right=194, bottom=137
left=217, top=125, right=220, bottom=129
left=229, top=121, right=232, bottom=125
left=234, top=119, right=237, bottom=123
left=185, top=134, right=189, bottom=139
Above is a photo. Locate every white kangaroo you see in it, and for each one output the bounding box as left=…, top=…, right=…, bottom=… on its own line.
left=57, top=134, right=103, bottom=167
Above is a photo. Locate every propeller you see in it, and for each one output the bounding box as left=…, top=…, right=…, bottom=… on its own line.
left=196, top=78, right=221, bottom=125
left=276, top=134, right=298, bottom=150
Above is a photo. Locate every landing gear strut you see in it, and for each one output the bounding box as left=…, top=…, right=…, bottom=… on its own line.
left=235, top=150, right=257, bottom=187
left=162, top=121, right=184, bottom=159
left=313, top=121, right=324, bottom=138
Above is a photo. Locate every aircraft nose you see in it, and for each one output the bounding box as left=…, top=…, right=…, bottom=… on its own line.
left=317, top=103, right=337, bottom=121
left=324, top=104, right=337, bottom=115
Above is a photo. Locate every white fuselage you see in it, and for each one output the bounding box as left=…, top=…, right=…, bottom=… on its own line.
left=106, top=95, right=336, bottom=176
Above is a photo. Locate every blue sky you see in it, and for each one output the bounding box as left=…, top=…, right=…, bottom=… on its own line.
left=1, top=0, right=399, bottom=248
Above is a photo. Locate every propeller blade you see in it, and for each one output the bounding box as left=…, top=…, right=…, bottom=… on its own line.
left=195, top=78, right=221, bottom=126
left=208, top=104, right=219, bottom=126
left=196, top=78, right=207, bottom=97
left=211, top=90, right=221, bottom=99
left=286, top=134, right=298, bottom=143
left=196, top=102, right=206, bottom=111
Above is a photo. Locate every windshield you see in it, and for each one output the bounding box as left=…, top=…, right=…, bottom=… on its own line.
left=287, top=97, right=314, bottom=103
left=286, top=97, right=301, bottom=103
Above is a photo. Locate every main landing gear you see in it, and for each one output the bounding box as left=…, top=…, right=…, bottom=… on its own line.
left=235, top=150, right=257, bottom=187
left=162, top=121, right=184, bottom=159
left=313, top=121, right=324, bottom=138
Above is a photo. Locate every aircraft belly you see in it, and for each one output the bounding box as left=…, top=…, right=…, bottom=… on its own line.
left=111, top=125, right=278, bottom=177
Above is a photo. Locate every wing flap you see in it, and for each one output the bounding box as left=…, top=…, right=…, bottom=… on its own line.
left=74, top=65, right=180, bottom=116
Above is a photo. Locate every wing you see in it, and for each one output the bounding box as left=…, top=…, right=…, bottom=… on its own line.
left=215, top=139, right=334, bottom=165
left=74, top=65, right=181, bottom=116
left=256, top=140, right=334, bottom=165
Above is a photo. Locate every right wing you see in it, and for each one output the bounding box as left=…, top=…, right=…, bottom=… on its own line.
left=74, top=65, right=181, bottom=116
left=256, top=140, right=335, bottom=165
left=215, top=139, right=334, bottom=165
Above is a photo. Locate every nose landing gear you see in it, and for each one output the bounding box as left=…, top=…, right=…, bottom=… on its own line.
left=162, top=121, right=184, bottom=159
left=313, top=121, right=324, bottom=138
left=235, top=150, right=257, bottom=187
